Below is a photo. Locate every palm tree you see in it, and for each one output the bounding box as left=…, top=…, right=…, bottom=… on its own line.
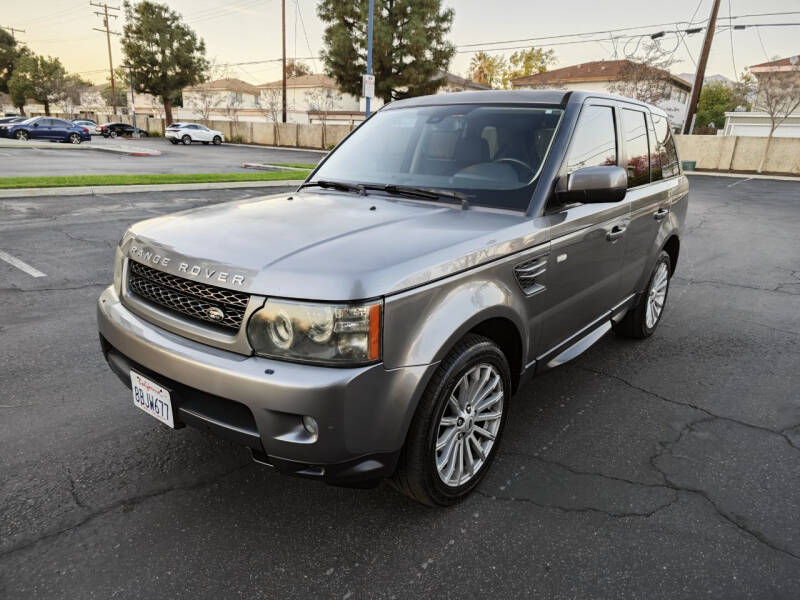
left=470, top=52, right=504, bottom=88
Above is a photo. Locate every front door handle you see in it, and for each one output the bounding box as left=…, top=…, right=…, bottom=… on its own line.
left=654, top=208, right=669, bottom=221
left=606, top=225, right=627, bottom=242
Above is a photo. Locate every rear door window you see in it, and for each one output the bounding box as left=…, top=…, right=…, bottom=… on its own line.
left=621, top=108, right=650, bottom=188
left=565, top=105, right=617, bottom=174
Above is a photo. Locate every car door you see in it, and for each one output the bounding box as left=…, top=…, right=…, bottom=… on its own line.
left=195, top=125, right=211, bottom=142
left=49, top=118, right=69, bottom=141
left=30, top=118, right=49, bottom=139
left=617, top=107, right=670, bottom=296
left=535, top=101, right=629, bottom=361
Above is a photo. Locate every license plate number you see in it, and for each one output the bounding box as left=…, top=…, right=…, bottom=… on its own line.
left=131, top=371, right=174, bottom=428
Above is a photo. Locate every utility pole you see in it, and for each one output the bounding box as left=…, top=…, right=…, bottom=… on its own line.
left=365, top=0, right=374, bottom=117
left=683, top=0, right=722, bottom=134
left=281, top=0, right=287, bottom=123
left=1, top=26, right=25, bottom=41
left=90, top=2, right=121, bottom=115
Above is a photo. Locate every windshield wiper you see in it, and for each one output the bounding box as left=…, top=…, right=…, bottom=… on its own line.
left=300, top=180, right=365, bottom=195
left=369, top=184, right=470, bottom=210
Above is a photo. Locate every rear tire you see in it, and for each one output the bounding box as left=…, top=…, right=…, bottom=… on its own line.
left=212, top=135, right=222, bottom=145
left=614, top=251, right=672, bottom=339
left=109, top=130, right=117, bottom=138
left=15, top=130, right=28, bottom=140
left=181, top=135, right=191, bottom=145
left=391, top=334, right=511, bottom=506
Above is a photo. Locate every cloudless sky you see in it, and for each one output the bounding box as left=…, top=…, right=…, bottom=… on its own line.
left=4, top=0, right=799, bottom=85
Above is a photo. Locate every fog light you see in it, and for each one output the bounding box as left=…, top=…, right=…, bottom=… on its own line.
left=302, top=416, right=319, bottom=437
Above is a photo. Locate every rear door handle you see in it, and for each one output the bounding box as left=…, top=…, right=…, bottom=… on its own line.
left=654, top=208, right=669, bottom=221
left=606, top=225, right=627, bottom=242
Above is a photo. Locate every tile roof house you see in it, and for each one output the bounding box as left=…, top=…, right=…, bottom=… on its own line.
left=257, top=75, right=361, bottom=124
left=183, top=77, right=262, bottom=115
left=511, top=59, right=691, bottom=128
left=723, top=55, right=800, bottom=138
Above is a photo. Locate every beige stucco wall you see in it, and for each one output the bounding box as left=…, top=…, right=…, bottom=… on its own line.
left=675, top=134, right=800, bottom=174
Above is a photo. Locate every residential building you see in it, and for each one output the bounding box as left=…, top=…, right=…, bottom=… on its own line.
left=436, top=71, right=490, bottom=93
left=182, top=78, right=261, bottom=118
left=257, top=74, right=361, bottom=124
left=723, top=55, right=800, bottom=138
left=510, top=59, right=691, bottom=129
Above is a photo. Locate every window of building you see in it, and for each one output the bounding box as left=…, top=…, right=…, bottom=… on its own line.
left=565, top=105, right=617, bottom=174
left=621, top=108, right=650, bottom=188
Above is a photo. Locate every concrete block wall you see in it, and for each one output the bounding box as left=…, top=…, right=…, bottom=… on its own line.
left=675, top=135, right=800, bottom=175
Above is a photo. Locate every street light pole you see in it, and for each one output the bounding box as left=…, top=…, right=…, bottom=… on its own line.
left=365, top=0, right=374, bottom=117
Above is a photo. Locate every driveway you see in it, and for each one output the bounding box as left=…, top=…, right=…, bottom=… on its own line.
left=0, top=136, right=323, bottom=177
left=0, top=175, right=798, bottom=599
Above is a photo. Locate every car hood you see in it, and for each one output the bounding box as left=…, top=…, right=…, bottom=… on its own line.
left=124, top=190, right=547, bottom=300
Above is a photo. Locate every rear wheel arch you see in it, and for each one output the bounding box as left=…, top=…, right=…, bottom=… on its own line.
left=662, top=235, right=680, bottom=275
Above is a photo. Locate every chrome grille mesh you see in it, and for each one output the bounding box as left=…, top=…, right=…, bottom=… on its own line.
left=127, top=261, right=249, bottom=331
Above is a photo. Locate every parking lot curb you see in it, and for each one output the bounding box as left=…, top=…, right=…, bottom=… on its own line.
left=0, top=140, right=161, bottom=156
left=0, top=180, right=304, bottom=198
left=685, top=170, right=800, bottom=182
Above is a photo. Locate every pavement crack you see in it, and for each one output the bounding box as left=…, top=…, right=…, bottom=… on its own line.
left=573, top=364, right=800, bottom=454
left=0, top=462, right=252, bottom=561
left=475, top=488, right=680, bottom=519
left=64, top=466, right=89, bottom=511
left=673, top=276, right=797, bottom=296
left=0, top=282, right=107, bottom=293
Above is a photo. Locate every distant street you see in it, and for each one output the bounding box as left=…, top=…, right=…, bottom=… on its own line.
left=0, top=137, right=323, bottom=177
left=1, top=176, right=799, bottom=599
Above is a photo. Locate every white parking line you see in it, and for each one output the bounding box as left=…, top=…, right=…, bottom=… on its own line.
left=727, top=177, right=753, bottom=188
left=0, top=250, right=47, bottom=278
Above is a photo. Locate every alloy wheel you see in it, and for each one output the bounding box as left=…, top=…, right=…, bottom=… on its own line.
left=435, top=363, right=504, bottom=487
left=646, top=262, right=669, bottom=329
left=70, top=133, right=81, bottom=144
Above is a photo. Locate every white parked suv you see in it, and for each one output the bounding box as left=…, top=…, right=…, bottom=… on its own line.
left=165, top=123, right=224, bottom=145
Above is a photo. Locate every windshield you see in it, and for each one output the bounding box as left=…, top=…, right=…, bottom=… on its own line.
left=311, top=104, right=563, bottom=211
left=20, top=117, right=39, bottom=125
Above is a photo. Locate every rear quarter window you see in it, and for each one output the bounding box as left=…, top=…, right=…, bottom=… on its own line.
left=652, top=114, right=680, bottom=178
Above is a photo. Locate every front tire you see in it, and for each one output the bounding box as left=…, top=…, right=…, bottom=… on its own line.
left=181, top=135, right=191, bottom=145
left=109, top=130, right=117, bottom=138
left=69, top=133, right=81, bottom=144
left=391, top=334, right=511, bottom=506
left=15, top=130, right=28, bottom=140
left=212, top=135, right=222, bottom=145
left=614, top=251, right=672, bottom=339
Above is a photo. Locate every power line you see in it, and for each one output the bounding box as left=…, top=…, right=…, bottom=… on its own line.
left=0, top=26, right=25, bottom=41
left=755, top=25, right=769, bottom=61
left=728, top=0, right=737, bottom=80
left=295, top=0, right=318, bottom=71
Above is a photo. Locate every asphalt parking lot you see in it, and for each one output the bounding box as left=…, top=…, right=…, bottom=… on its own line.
left=0, top=136, right=323, bottom=176
left=1, top=175, right=798, bottom=598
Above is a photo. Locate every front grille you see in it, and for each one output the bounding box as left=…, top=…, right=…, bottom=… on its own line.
left=127, top=261, right=250, bottom=331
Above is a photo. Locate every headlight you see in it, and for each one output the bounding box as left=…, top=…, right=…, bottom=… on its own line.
left=247, top=299, right=382, bottom=365
left=113, top=246, right=124, bottom=296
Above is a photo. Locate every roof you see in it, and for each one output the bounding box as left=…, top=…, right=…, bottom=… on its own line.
left=437, top=71, right=490, bottom=90
left=185, top=78, right=260, bottom=95
left=258, top=74, right=338, bottom=89
left=385, top=89, right=668, bottom=117
left=511, top=59, right=691, bottom=91
left=749, top=55, right=800, bottom=72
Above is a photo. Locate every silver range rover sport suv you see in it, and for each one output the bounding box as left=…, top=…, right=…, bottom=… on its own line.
left=98, top=90, right=688, bottom=506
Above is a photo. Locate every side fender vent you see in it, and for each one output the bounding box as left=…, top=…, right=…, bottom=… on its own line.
left=515, top=256, right=548, bottom=296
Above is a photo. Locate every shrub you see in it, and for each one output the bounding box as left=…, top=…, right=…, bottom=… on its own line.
left=231, top=135, right=244, bottom=144
left=147, top=130, right=162, bottom=137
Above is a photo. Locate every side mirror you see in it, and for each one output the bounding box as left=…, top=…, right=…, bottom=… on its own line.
left=556, top=166, right=627, bottom=204
left=32, top=122, right=39, bottom=127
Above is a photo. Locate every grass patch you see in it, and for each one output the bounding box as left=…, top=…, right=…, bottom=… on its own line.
left=0, top=171, right=311, bottom=189
left=271, top=162, right=318, bottom=170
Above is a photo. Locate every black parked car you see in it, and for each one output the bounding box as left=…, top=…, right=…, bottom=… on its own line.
left=99, top=122, right=149, bottom=138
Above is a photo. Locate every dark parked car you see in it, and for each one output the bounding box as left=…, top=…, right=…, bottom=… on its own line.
left=99, top=122, right=149, bottom=138
left=98, top=90, right=688, bottom=505
left=0, top=116, right=91, bottom=143
left=0, top=116, right=25, bottom=125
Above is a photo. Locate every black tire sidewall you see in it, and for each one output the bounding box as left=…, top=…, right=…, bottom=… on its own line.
left=415, top=338, right=511, bottom=504
left=213, top=136, right=221, bottom=145
left=182, top=135, right=191, bottom=145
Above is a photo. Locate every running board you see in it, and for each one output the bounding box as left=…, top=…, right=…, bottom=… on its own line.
left=546, top=321, right=612, bottom=369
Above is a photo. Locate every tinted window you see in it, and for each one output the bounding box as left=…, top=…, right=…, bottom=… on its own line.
left=52, top=119, right=70, bottom=127
left=652, top=114, right=680, bottom=178
left=565, top=105, right=617, bottom=174
left=622, top=109, right=650, bottom=188
left=311, top=105, right=564, bottom=211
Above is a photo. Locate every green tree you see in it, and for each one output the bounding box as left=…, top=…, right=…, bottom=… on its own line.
left=102, top=67, right=129, bottom=110
left=501, top=47, right=556, bottom=88
left=318, top=0, right=455, bottom=103
left=121, top=1, right=208, bottom=124
left=695, top=82, right=740, bottom=129
left=8, top=54, right=67, bottom=115
left=0, top=29, right=28, bottom=95
left=469, top=51, right=505, bottom=88
left=285, top=59, right=312, bottom=79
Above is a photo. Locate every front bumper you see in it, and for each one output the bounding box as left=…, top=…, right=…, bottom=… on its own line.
left=97, top=286, right=435, bottom=485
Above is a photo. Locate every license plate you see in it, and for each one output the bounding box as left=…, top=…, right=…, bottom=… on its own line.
left=131, top=371, right=174, bottom=428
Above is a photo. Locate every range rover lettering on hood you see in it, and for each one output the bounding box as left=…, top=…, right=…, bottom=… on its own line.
left=129, top=245, right=245, bottom=286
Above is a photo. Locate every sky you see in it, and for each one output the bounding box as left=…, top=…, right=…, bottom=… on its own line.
left=3, top=0, right=799, bottom=86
